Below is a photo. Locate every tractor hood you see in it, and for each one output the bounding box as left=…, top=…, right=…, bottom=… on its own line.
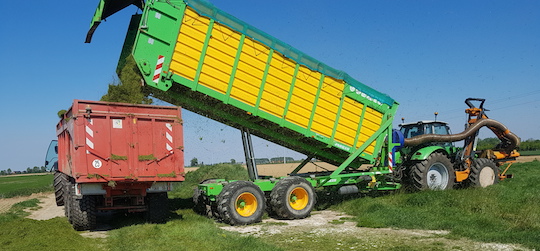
left=86, top=0, right=143, bottom=43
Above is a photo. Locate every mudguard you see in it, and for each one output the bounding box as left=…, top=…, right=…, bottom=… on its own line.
left=410, top=146, right=446, bottom=161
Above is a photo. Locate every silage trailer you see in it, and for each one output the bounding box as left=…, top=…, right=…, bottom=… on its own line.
left=85, top=0, right=520, bottom=226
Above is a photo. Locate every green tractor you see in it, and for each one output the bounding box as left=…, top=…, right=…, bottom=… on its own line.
left=397, top=120, right=460, bottom=191
left=395, top=98, right=520, bottom=191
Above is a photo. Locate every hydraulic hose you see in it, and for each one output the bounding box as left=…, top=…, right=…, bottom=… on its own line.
left=404, top=118, right=520, bottom=153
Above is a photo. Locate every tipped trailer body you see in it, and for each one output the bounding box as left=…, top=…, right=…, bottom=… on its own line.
left=48, top=100, right=184, bottom=230
left=86, top=0, right=519, bottom=225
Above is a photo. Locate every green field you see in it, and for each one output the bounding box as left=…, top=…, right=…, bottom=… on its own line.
left=519, top=150, right=540, bottom=156
left=0, top=162, right=539, bottom=250
left=0, top=174, right=53, bottom=198
left=334, top=160, right=540, bottom=249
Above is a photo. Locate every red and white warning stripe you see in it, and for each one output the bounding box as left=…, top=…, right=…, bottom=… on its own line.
left=165, top=123, right=173, bottom=152
left=153, top=55, right=165, bottom=84
left=86, top=119, right=94, bottom=152
left=387, top=152, right=393, bottom=172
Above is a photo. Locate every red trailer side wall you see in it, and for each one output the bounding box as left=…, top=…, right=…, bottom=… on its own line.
left=56, top=100, right=184, bottom=183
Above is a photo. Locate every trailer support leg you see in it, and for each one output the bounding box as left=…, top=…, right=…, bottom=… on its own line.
left=241, top=128, right=259, bottom=180
left=290, top=156, right=314, bottom=175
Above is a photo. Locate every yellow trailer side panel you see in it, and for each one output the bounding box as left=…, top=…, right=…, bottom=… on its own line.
left=170, top=8, right=209, bottom=81
left=199, top=23, right=241, bottom=94
left=311, top=76, right=344, bottom=138
left=168, top=6, right=387, bottom=158
left=286, top=66, right=321, bottom=128
left=259, top=53, right=296, bottom=117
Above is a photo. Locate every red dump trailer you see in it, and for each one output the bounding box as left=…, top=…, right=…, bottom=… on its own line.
left=46, top=100, right=184, bottom=230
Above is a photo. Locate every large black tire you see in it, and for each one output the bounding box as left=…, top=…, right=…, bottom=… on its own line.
left=68, top=193, right=97, bottom=231
left=409, top=152, right=455, bottom=191
left=64, top=179, right=73, bottom=219
left=193, top=179, right=218, bottom=218
left=269, top=177, right=316, bottom=220
left=468, top=158, right=499, bottom=188
left=146, top=192, right=169, bottom=223
left=53, top=171, right=67, bottom=206
left=217, top=181, right=265, bottom=225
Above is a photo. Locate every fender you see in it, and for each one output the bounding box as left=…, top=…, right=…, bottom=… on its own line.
left=410, top=146, right=446, bottom=161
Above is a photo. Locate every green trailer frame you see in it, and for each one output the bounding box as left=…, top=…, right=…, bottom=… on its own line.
left=88, top=0, right=403, bottom=198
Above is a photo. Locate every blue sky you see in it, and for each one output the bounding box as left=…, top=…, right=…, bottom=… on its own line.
left=0, top=0, right=538, bottom=171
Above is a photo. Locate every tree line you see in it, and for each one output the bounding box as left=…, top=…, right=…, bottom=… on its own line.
left=477, top=138, right=540, bottom=151
left=0, top=166, right=48, bottom=176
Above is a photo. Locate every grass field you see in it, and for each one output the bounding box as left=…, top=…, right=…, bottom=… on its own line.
left=520, top=150, right=540, bottom=156
left=0, top=174, right=53, bottom=198
left=0, top=161, right=539, bottom=250
left=334, top=160, right=540, bottom=249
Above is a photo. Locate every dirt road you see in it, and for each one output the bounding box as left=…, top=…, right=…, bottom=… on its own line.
left=0, top=192, right=50, bottom=214
left=25, top=193, right=64, bottom=220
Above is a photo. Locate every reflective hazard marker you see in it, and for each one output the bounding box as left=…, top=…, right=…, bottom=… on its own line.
left=153, top=55, right=165, bottom=83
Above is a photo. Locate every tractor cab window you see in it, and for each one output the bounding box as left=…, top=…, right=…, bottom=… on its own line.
left=45, top=140, right=58, bottom=171
left=433, top=123, right=450, bottom=135
left=401, top=125, right=422, bottom=138
left=400, top=122, right=451, bottom=139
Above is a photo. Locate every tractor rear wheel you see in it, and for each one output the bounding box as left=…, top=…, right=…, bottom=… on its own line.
left=269, top=177, right=316, bottom=220
left=468, top=158, right=498, bottom=188
left=217, top=181, right=265, bottom=225
left=410, top=152, right=455, bottom=191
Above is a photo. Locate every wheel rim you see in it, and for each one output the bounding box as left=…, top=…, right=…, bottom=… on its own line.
left=235, top=192, right=258, bottom=217
left=289, top=187, right=309, bottom=210
left=427, top=162, right=449, bottom=190
left=478, top=167, right=495, bottom=188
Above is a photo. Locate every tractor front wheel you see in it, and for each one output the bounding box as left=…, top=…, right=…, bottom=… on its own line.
left=217, top=181, right=265, bottom=225
left=468, top=158, right=498, bottom=188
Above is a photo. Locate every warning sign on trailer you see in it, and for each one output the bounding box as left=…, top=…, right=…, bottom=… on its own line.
left=113, top=119, right=123, bottom=129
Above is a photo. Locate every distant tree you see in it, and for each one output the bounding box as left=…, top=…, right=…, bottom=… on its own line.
left=7, top=168, right=11, bottom=174
left=230, top=159, right=236, bottom=164
left=190, top=158, right=199, bottom=167
left=101, top=56, right=153, bottom=104
left=26, top=167, right=33, bottom=173
left=41, top=166, right=47, bottom=172
left=0, top=170, right=6, bottom=176
left=521, top=138, right=540, bottom=151
left=476, top=138, right=500, bottom=150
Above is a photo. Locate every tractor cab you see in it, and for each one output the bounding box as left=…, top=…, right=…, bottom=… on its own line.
left=399, top=121, right=453, bottom=147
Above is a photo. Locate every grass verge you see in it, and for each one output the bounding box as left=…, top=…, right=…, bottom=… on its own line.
left=106, top=209, right=280, bottom=251
left=0, top=198, right=106, bottom=250
left=0, top=174, right=53, bottom=198
left=333, top=161, right=540, bottom=250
